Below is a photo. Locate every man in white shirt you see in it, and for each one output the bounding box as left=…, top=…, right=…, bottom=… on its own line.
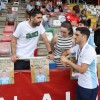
left=11, top=9, right=53, bottom=70
left=61, top=27, right=98, bottom=100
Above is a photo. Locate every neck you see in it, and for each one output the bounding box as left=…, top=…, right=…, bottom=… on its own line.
left=29, top=20, right=35, bottom=28
left=79, top=41, right=87, bottom=49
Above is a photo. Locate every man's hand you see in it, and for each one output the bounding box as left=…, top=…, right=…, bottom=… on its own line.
left=11, top=54, right=19, bottom=62
left=47, top=54, right=55, bottom=60
left=60, top=56, right=69, bottom=63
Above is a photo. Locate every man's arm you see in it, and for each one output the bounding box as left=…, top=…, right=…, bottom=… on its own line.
left=11, top=35, right=18, bottom=62
left=50, top=34, right=58, bottom=51
left=41, top=33, right=52, bottom=52
left=61, top=49, right=71, bottom=56
left=60, top=56, right=89, bottom=73
left=41, top=33, right=54, bottom=59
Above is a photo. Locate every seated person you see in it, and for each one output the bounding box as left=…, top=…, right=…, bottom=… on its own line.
left=79, top=9, right=91, bottom=27
left=56, top=0, right=63, bottom=12
left=6, top=8, right=15, bottom=25
left=26, top=0, right=34, bottom=19
left=46, top=0, right=54, bottom=12
left=66, top=5, right=80, bottom=27
left=42, top=13, right=53, bottom=28
left=13, top=0, right=19, bottom=5
left=34, top=1, right=41, bottom=11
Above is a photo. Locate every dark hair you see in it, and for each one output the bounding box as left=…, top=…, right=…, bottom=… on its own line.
left=61, top=21, right=73, bottom=35
left=81, top=9, right=86, bottom=14
left=47, top=13, right=51, bottom=17
left=73, top=5, right=80, bottom=14
left=2, top=70, right=6, bottom=73
left=29, top=8, right=43, bottom=17
left=78, top=20, right=88, bottom=26
left=76, top=27, right=90, bottom=39
left=8, top=7, right=11, bottom=10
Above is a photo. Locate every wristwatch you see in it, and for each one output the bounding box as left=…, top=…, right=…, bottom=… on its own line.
left=48, top=51, right=52, bottom=54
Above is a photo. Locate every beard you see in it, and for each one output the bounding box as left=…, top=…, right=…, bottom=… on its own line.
left=32, top=21, right=41, bottom=27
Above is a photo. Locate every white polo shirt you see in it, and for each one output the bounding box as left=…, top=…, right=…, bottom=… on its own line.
left=70, top=43, right=98, bottom=89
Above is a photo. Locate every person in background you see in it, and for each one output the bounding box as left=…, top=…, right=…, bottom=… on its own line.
left=66, top=5, right=80, bottom=27
left=61, top=27, right=98, bottom=100
left=34, top=0, right=41, bottom=11
left=11, top=9, right=53, bottom=70
left=50, top=21, right=73, bottom=67
left=5, top=7, right=15, bottom=25
left=26, top=0, right=34, bottom=19
left=42, top=13, right=52, bottom=28
left=56, top=0, right=63, bottom=12
left=92, top=16, right=100, bottom=31
left=79, top=9, right=91, bottom=27
left=46, top=0, right=54, bottom=12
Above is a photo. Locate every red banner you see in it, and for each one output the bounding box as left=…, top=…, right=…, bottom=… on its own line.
left=0, top=68, right=99, bottom=100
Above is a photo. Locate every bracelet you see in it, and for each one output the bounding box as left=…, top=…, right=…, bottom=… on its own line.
left=48, top=51, right=52, bottom=54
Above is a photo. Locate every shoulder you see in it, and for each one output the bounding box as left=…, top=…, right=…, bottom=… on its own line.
left=84, top=44, right=96, bottom=56
left=18, top=21, right=28, bottom=26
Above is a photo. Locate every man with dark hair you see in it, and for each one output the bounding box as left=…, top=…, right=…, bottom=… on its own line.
left=61, top=27, right=98, bottom=100
left=11, top=9, right=53, bottom=70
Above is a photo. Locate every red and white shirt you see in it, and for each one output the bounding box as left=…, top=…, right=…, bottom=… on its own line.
left=66, top=13, right=80, bottom=24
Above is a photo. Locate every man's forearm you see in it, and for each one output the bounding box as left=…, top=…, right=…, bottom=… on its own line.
left=11, top=36, right=17, bottom=55
left=44, top=40, right=52, bottom=52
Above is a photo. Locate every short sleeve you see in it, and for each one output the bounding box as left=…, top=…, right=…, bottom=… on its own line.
left=13, top=23, right=22, bottom=38
left=81, top=48, right=96, bottom=64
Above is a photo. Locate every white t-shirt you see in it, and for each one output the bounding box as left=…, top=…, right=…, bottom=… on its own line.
left=13, top=21, right=45, bottom=57
left=70, top=43, right=98, bottom=89
left=6, top=13, right=15, bottom=22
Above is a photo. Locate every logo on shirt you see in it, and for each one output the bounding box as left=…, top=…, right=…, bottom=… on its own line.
left=26, top=31, right=38, bottom=39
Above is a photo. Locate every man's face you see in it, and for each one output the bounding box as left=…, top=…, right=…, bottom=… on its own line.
left=31, top=14, right=42, bottom=27
left=74, top=31, right=84, bottom=44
